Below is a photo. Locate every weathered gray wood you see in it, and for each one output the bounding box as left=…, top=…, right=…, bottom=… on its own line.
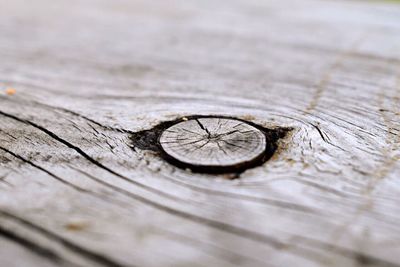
left=158, top=117, right=272, bottom=173
left=1, top=0, right=400, bottom=266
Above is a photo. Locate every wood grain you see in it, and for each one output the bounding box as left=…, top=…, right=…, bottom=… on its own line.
left=1, top=0, right=400, bottom=266
left=156, top=116, right=283, bottom=174
left=160, top=117, right=267, bottom=169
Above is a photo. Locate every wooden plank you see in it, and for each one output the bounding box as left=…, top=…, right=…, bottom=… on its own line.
left=1, top=0, right=400, bottom=266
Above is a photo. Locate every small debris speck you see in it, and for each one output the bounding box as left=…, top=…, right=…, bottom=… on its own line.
left=65, top=221, right=89, bottom=231
left=6, top=88, right=16, bottom=95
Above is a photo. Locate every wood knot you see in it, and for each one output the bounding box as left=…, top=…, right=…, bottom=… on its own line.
left=130, top=116, right=291, bottom=174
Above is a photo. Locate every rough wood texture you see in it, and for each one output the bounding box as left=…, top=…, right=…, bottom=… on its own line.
left=1, top=0, right=400, bottom=266
left=159, top=117, right=271, bottom=173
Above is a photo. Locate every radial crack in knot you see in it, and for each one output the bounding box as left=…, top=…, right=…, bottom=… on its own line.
left=130, top=115, right=292, bottom=174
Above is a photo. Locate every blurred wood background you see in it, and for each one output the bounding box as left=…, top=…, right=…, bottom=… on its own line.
left=1, top=0, right=400, bottom=266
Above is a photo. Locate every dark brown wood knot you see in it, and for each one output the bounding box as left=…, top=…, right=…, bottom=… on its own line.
left=130, top=116, right=291, bottom=174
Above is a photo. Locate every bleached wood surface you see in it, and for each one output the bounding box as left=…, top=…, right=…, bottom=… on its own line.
left=1, top=0, right=400, bottom=266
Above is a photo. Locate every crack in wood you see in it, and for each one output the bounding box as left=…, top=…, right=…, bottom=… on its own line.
left=130, top=115, right=292, bottom=175
left=0, top=109, right=186, bottom=202
left=0, top=210, right=130, bottom=267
